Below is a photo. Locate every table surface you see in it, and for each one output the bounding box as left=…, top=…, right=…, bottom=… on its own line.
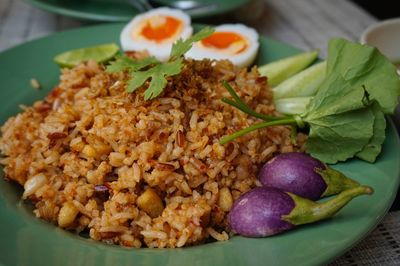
left=1, top=0, right=399, bottom=265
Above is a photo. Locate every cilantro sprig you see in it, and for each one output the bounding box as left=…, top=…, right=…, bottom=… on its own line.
left=107, top=27, right=214, bottom=100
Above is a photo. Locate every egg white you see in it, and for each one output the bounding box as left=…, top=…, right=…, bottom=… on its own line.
left=120, top=7, right=193, bottom=61
left=186, top=24, right=259, bottom=68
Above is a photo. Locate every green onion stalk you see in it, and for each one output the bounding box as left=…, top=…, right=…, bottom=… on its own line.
left=219, top=81, right=303, bottom=145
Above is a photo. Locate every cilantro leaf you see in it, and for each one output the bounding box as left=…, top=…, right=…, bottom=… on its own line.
left=170, top=27, right=214, bottom=59
left=106, top=27, right=214, bottom=100
left=107, top=55, right=159, bottom=73
left=126, top=71, right=151, bottom=93
left=127, top=59, right=183, bottom=100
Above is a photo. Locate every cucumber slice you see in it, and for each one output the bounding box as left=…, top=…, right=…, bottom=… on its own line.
left=258, top=51, right=319, bottom=87
left=275, top=97, right=312, bottom=115
left=273, top=61, right=326, bottom=99
left=54, top=43, right=120, bottom=68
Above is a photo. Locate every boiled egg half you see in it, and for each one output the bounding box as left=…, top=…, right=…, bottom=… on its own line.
left=186, top=24, right=259, bottom=68
left=120, top=7, right=193, bottom=61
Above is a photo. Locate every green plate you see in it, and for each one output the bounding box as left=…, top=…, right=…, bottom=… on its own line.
left=23, top=0, right=250, bottom=21
left=0, top=23, right=399, bottom=266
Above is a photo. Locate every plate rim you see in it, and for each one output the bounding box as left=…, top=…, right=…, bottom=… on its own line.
left=23, top=0, right=136, bottom=22
left=0, top=22, right=399, bottom=266
left=23, top=0, right=251, bottom=21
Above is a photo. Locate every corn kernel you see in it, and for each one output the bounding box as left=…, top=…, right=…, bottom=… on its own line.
left=137, top=188, right=164, bottom=218
left=58, top=201, right=79, bottom=227
left=82, top=145, right=96, bottom=158
left=218, top=187, right=233, bottom=212
left=70, top=137, right=85, bottom=152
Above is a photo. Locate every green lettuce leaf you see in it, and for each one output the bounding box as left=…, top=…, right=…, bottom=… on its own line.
left=356, top=103, right=386, bottom=163
left=326, top=39, right=400, bottom=114
left=302, top=39, right=400, bottom=163
left=302, top=74, right=366, bottom=120
left=218, top=39, right=400, bottom=164
left=305, top=108, right=375, bottom=163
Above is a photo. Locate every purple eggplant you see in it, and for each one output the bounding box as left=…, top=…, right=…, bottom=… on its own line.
left=259, top=152, right=359, bottom=200
left=228, top=185, right=373, bottom=237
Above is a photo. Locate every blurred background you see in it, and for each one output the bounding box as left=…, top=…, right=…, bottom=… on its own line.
left=352, top=0, right=399, bottom=19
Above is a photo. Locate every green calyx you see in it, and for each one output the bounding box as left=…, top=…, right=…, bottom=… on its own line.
left=282, top=186, right=373, bottom=226
left=316, top=166, right=360, bottom=197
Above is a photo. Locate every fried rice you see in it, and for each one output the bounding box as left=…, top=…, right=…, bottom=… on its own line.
left=0, top=59, right=306, bottom=248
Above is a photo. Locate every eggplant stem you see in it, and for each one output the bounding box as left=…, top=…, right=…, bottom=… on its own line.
left=283, top=186, right=373, bottom=226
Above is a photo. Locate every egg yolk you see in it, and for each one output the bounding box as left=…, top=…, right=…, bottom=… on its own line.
left=140, top=16, right=182, bottom=42
left=201, top=32, right=247, bottom=54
